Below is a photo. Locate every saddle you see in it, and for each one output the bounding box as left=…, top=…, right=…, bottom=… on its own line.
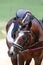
left=39, top=19, right=43, bottom=29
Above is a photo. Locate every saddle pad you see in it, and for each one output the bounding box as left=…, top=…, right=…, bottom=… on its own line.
left=39, top=19, right=43, bottom=29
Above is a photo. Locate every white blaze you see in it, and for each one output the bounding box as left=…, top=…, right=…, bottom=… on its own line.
left=7, top=23, right=14, bottom=43
left=7, top=22, right=24, bottom=45
left=14, top=32, right=24, bottom=44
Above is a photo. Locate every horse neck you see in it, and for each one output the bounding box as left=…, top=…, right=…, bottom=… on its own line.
left=32, top=18, right=42, bottom=32
left=31, top=18, right=43, bottom=41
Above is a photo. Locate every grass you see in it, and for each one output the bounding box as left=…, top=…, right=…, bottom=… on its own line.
left=0, top=0, right=43, bottom=39
left=0, top=0, right=43, bottom=21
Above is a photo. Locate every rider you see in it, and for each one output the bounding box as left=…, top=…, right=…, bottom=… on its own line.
left=7, top=9, right=31, bottom=44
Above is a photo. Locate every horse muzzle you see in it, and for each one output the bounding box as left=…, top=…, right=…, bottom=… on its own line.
left=8, top=46, right=17, bottom=57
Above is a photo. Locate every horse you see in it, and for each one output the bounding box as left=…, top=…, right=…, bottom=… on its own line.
left=6, top=15, right=43, bottom=65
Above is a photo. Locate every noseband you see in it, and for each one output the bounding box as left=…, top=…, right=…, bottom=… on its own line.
left=11, top=30, right=31, bottom=52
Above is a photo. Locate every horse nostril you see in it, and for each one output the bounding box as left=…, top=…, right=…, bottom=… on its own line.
left=8, top=51, right=13, bottom=57
left=10, top=52, right=13, bottom=56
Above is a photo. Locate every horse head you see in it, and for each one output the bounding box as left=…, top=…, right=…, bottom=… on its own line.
left=8, top=20, right=34, bottom=57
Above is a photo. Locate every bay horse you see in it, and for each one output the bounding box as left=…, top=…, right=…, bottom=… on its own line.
left=6, top=15, right=43, bottom=65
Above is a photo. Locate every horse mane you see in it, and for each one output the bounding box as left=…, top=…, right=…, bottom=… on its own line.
left=30, top=13, right=43, bottom=29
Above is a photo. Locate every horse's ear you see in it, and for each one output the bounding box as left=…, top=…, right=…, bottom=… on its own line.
left=28, top=21, right=32, bottom=29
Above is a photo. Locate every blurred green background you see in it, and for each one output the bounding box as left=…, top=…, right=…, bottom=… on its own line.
left=0, top=0, right=43, bottom=39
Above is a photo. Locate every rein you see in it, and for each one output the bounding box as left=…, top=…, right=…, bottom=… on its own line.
left=12, top=30, right=43, bottom=53
left=28, top=40, right=43, bottom=49
left=12, top=40, right=43, bottom=54
left=21, top=46, right=43, bottom=54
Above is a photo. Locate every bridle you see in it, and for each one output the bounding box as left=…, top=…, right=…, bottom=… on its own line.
left=11, top=30, right=31, bottom=51
left=11, top=13, right=43, bottom=55
left=11, top=28, right=43, bottom=55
